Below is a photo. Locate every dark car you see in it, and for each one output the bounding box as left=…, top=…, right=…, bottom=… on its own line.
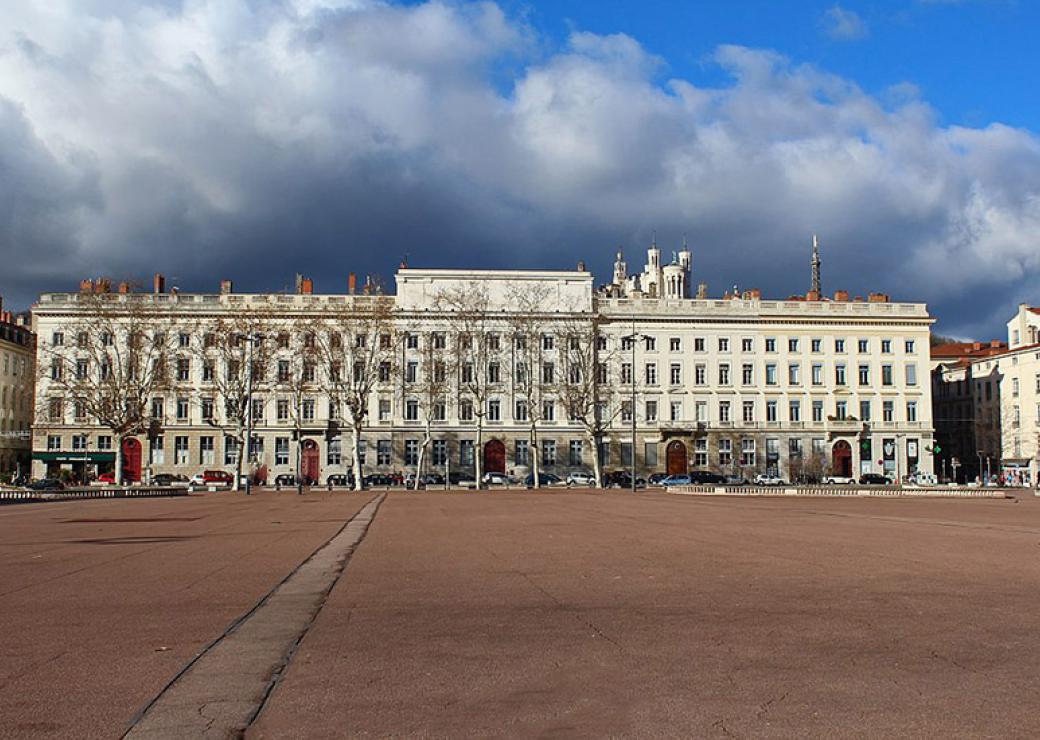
left=274, top=474, right=299, bottom=486
left=152, top=473, right=188, bottom=486
left=27, top=478, right=64, bottom=490
left=602, top=471, right=646, bottom=488
left=524, top=472, right=564, bottom=487
left=647, top=472, right=669, bottom=486
left=363, top=473, right=397, bottom=487
left=326, top=473, right=354, bottom=487
left=859, top=473, right=892, bottom=485
left=689, top=470, right=726, bottom=484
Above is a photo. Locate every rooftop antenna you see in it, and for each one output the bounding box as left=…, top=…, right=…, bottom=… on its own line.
left=811, top=234, right=822, bottom=295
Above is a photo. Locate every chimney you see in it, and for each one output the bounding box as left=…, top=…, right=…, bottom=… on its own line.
left=295, top=273, right=304, bottom=293
left=300, top=277, right=313, bottom=295
left=853, top=296, right=864, bottom=302
left=95, top=278, right=111, bottom=294
left=749, top=288, right=761, bottom=299
left=117, top=282, right=130, bottom=294
left=834, top=290, right=849, bottom=302
left=153, top=273, right=166, bottom=294
left=577, top=260, right=586, bottom=272
left=990, top=340, right=1002, bottom=348
left=806, top=290, right=820, bottom=301
left=220, top=279, right=233, bottom=295
left=348, top=273, right=357, bottom=295
left=868, top=292, right=890, bottom=303
left=80, top=279, right=94, bottom=293
left=972, top=342, right=983, bottom=351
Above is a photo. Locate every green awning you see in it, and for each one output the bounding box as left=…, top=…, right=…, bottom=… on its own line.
left=32, top=451, right=117, bottom=463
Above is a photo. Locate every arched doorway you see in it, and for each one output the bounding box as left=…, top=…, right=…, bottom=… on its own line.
left=832, top=440, right=852, bottom=478
left=301, top=440, right=320, bottom=484
left=484, top=440, right=505, bottom=474
left=122, top=438, right=142, bottom=482
left=666, top=440, right=687, bottom=475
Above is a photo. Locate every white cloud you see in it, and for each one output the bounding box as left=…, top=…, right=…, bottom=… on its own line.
left=820, top=5, right=869, bottom=40
left=0, top=1, right=1038, bottom=339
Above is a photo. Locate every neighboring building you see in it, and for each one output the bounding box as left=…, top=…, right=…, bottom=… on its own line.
left=930, top=339, right=1006, bottom=482
left=968, top=304, right=1040, bottom=486
left=0, top=297, right=34, bottom=479
left=31, top=245, right=936, bottom=484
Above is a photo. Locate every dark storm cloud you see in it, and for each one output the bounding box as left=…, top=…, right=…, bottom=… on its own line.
left=2, top=0, right=1039, bottom=340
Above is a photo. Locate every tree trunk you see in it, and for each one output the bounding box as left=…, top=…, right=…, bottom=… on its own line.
left=232, top=432, right=244, bottom=491
left=474, top=416, right=483, bottom=489
left=351, top=422, right=364, bottom=491
left=530, top=422, right=540, bottom=489
left=416, top=422, right=432, bottom=490
left=589, top=430, right=603, bottom=489
left=115, top=435, right=125, bottom=486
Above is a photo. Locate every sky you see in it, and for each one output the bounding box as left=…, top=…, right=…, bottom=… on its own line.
left=1, top=0, right=1038, bottom=340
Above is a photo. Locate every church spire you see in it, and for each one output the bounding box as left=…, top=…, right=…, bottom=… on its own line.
left=811, top=234, right=822, bottom=295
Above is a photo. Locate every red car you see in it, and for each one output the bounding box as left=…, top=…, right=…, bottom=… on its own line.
left=98, top=472, right=116, bottom=484
left=190, top=470, right=234, bottom=486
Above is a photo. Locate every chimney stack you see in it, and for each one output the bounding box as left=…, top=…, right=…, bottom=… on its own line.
left=80, top=279, right=94, bottom=293
left=117, top=282, right=130, bottom=294
left=834, top=290, right=849, bottom=302
left=300, top=277, right=313, bottom=295
left=348, top=273, right=357, bottom=294
left=220, top=279, right=233, bottom=295
left=153, top=273, right=166, bottom=294
left=991, top=340, right=1002, bottom=348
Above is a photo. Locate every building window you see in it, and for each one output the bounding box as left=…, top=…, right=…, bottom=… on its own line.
left=741, top=438, right=756, bottom=467
left=76, top=359, right=88, bottom=380
left=788, top=363, right=800, bottom=385
left=542, top=362, right=555, bottom=384
left=645, top=400, right=657, bottom=422
left=150, top=436, right=165, bottom=465
left=907, top=401, right=918, bottom=422
left=405, top=399, right=419, bottom=421
left=514, top=399, right=528, bottom=422
left=719, top=363, right=730, bottom=385
left=406, top=334, right=419, bottom=350
left=405, top=361, right=418, bottom=383
left=669, top=363, right=681, bottom=385
left=404, top=439, right=419, bottom=466
left=459, top=399, right=474, bottom=422
left=789, top=399, right=801, bottom=422
left=835, top=401, right=847, bottom=420
left=542, top=400, right=555, bottom=422
left=542, top=439, right=557, bottom=466
left=302, top=399, right=315, bottom=421
left=860, top=400, right=871, bottom=421
left=275, top=437, right=289, bottom=466
left=766, top=400, right=778, bottom=422
left=694, top=337, right=706, bottom=352
left=151, top=397, right=164, bottom=419
left=72, top=434, right=87, bottom=451
left=696, top=401, right=708, bottom=422
left=811, top=364, right=823, bottom=386
left=742, top=400, right=755, bottom=423
left=377, top=439, right=392, bottom=466
left=379, top=399, right=392, bottom=421
left=357, top=439, right=366, bottom=465
left=670, top=337, right=681, bottom=352
left=695, top=364, right=706, bottom=385
left=177, top=397, right=190, bottom=421
left=430, top=438, right=447, bottom=467
left=621, top=400, right=633, bottom=422
left=835, top=364, right=847, bottom=386
left=835, top=339, right=846, bottom=353
left=905, top=339, right=915, bottom=353
left=858, top=339, right=869, bottom=353
left=742, top=363, right=754, bottom=386
left=812, top=400, right=824, bottom=422
left=882, top=365, right=893, bottom=386
left=883, top=400, right=894, bottom=422
left=858, top=364, right=870, bottom=386
left=742, top=338, right=754, bottom=352
left=694, top=438, right=708, bottom=467
left=789, top=338, right=799, bottom=352
left=643, top=362, right=657, bottom=385
left=644, top=442, right=658, bottom=468
left=881, top=339, right=892, bottom=354
left=765, top=338, right=776, bottom=353
left=460, top=440, right=474, bottom=466
left=542, top=334, right=555, bottom=351
left=811, top=338, right=822, bottom=353
left=224, top=437, right=239, bottom=465
left=569, top=440, right=583, bottom=466
left=515, top=440, right=529, bottom=466
left=433, top=400, right=446, bottom=422
left=765, top=364, right=777, bottom=385
left=97, top=436, right=112, bottom=450
left=433, top=332, right=446, bottom=349
left=718, top=337, right=730, bottom=352
left=488, top=362, right=501, bottom=383
left=487, top=399, right=501, bottom=422
left=670, top=401, right=682, bottom=422
left=51, top=331, right=64, bottom=346
left=379, top=362, right=391, bottom=382
left=48, top=398, right=62, bottom=421
left=719, top=400, right=731, bottom=423
left=719, top=439, right=732, bottom=467
left=47, top=435, right=61, bottom=451
left=328, top=437, right=342, bottom=466
left=277, top=399, right=289, bottom=421
left=174, top=436, right=189, bottom=465
left=905, top=364, right=918, bottom=386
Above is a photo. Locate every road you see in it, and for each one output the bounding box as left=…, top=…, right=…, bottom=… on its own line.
left=2, top=489, right=1039, bottom=738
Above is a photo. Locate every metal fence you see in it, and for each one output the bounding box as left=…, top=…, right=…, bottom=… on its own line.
left=666, top=484, right=1010, bottom=498
left=0, top=487, right=190, bottom=504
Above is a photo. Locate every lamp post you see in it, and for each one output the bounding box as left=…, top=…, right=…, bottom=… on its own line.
left=243, top=332, right=263, bottom=496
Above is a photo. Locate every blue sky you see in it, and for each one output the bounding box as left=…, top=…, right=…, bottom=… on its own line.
left=511, top=0, right=1037, bottom=131
left=1, top=0, right=1038, bottom=339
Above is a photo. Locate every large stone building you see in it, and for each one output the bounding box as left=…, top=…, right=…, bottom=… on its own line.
left=30, top=242, right=936, bottom=484
left=0, top=298, right=34, bottom=479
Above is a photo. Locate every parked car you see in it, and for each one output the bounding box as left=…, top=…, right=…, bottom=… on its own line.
left=566, top=471, right=597, bottom=487
left=822, top=474, right=855, bottom=485
left=524, top=472, right=565, bottom=487
left=482, top=472, right=512, bottom=486
left=602, top=471, right=646, bottom=488
left=447, top=471, right=475, bottom=487
left=689, top=470, right=726, bottom=484
left=189, top=470, right=234, bottom=487
left=660, top=474, right=692, bottom=486
left=859, top=473, right=891, bottom=485
left=275, top=474, right=300, bottom=486
left=722, top=475, right=748, bottom=485
left=363, top=473, right=398, bottom=487
left=754, top=473, right=787, bottom=486
left=27, top=478, right=64, bottom=490
left=152, top=473, right=188, bottom=487
left=646, top=472, right=669, bottom=486
left=97, top=472, right=116, bottom=484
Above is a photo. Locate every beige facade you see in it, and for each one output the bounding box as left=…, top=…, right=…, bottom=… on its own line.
left=31, top=257, right=936, bottom=484
left=0, top=313, right=34, bottom=478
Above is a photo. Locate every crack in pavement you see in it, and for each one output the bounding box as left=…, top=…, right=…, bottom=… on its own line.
left=122, top=493, right=385, bottom=739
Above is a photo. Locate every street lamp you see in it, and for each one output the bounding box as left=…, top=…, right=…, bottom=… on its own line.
left=243, top=332, right=263, bottom=496
left=622, top=324, right=649, bottom=494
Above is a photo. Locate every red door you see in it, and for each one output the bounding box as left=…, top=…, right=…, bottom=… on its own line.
left=122, top=438, right=142, bottom=482
left=832, top=440, right=852, bottom=478
left=666, top=441, right=687, bottom=475
left=484, top=440, right=506, bottom=474
left=301, top=440, right=320, bottom=484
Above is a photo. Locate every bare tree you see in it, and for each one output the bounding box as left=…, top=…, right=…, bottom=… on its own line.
left=313, top=296, right=396, bottom=491
left=190, top=311, right=273, bottom=490
left=434, top=284, right=497, bottom=487
left=557, top=313, right=622, bottom=488
left=36, top=291, right=171, bottom=485
left=408, top=328, right=450, bottom=489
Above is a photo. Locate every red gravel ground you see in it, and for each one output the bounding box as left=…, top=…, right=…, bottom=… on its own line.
left=251, top=491, right=1040, bottom=739
left=0, top=490, right=370, bottom=738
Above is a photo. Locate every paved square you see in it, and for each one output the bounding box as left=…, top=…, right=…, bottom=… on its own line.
left=3, top=490, right=1040, bottom=738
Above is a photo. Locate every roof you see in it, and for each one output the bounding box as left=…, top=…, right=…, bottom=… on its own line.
left=931, top=341, right=1007, bottom=360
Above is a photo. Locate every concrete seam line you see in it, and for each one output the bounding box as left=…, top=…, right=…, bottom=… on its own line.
left=121, top=493, right=386, bottom=738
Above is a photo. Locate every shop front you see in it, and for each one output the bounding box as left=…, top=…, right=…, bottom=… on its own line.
left=32, top=451, right=117, bottom=483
